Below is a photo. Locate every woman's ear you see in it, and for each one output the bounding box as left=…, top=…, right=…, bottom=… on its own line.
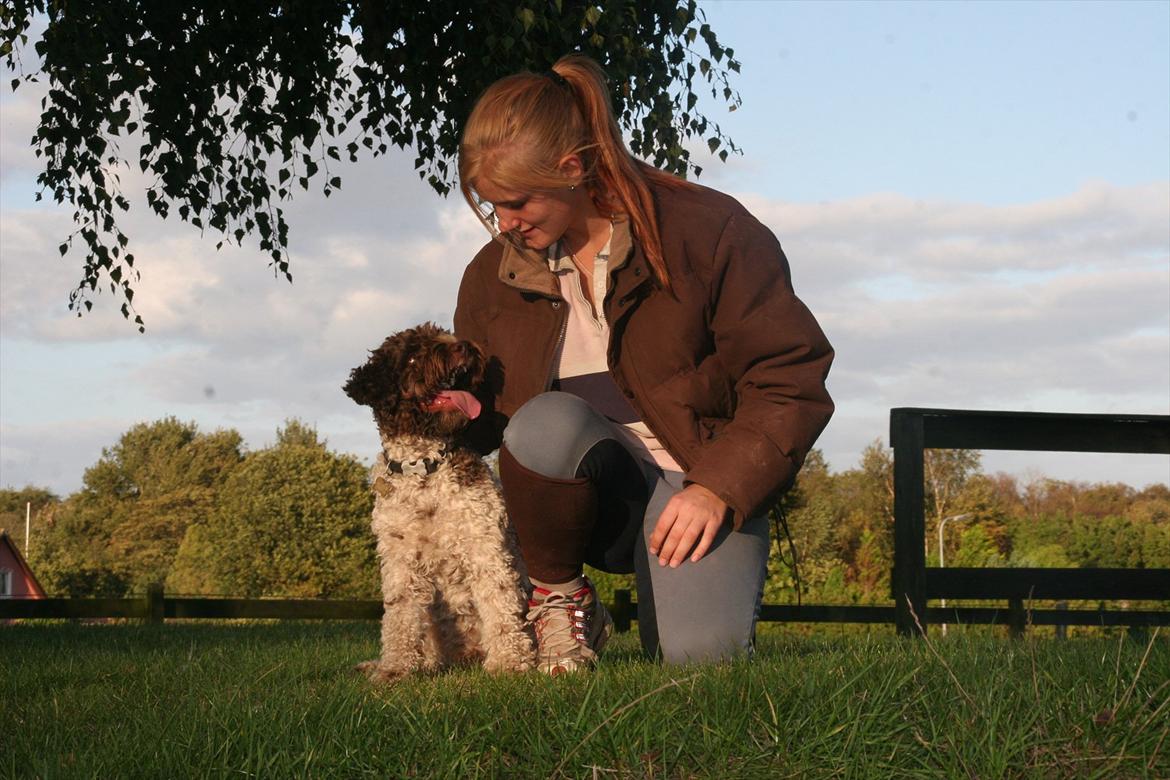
left=557, top=154, right=585, bottom=186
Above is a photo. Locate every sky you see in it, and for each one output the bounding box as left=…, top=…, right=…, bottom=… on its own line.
left=1, top=0, right=1168, bottom=496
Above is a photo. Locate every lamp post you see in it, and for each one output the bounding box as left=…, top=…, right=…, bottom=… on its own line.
left=938, top=512, right=973, bottom=636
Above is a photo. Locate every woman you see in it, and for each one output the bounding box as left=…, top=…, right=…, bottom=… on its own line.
left=454, top=55, right=833, bottom=672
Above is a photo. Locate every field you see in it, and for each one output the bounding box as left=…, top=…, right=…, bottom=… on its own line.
left=2, top=621, right=1166, bottom=779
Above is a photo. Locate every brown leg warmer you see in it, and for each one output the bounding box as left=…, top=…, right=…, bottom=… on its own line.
left=498, top=444, right=598, bottom=583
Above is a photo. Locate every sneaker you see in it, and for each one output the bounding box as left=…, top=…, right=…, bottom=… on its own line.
left=526, top=577, right=614, bottom=675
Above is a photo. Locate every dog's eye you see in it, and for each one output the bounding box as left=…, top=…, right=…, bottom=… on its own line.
left=407, top=358, right=415, bottom=365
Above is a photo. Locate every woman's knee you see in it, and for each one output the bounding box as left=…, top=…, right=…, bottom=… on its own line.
left=503, top=392, right=594, bottom=445
left=637, top=514, right=768, bottom=665
left=502, top=392, right=611, bottom=476
left=658, top=621, right=755, bottom=665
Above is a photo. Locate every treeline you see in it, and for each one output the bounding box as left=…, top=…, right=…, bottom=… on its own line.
left=2, top=420, right=1167, bottom=602
left=1, top=418, right=377, bottom=598
left=757, top=445, right=1170, bottom=606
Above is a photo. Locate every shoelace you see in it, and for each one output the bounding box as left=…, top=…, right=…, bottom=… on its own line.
left=526, top=591, right=597, bottom=665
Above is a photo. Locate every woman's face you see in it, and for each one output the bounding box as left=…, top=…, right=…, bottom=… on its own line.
left=473, top=178, right=576, bottom=251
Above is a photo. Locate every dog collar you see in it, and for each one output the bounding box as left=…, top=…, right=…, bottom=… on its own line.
left=383, top=445, right=448, bottom=478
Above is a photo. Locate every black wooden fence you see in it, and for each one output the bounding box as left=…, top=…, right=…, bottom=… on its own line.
left=0, top=585, right=381, bottom=622
left=890, top=407, right=1170, bottom=636
left=4, top=583, right=1167, bottom=635
left=4, top=408, right=1168, bottom=634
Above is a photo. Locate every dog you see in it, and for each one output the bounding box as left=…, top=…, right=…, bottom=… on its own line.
left=343, top=322, right=535, bottom=682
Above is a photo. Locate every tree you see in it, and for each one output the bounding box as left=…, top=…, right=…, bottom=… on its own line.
left=274, top=418, right=326, bottom=449
left=0, top=486, right=59, bottom=557
left=169, top=419, right=376, bottom=598
left=837, top=441, right=896, bottom=597
left=36, top=418, right=243, bottom=596
left=1130, top=487, right=1170, bottom=568
left=923, top=448, right=982, bottom=530
left=765, top=450, right=846, bottom=602
left=1, top=1, right=741, bottom=329
left=950, top=524, right=1005, bottom=568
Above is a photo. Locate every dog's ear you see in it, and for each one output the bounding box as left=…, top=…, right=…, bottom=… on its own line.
left=343, top=354, right=396, bottom=408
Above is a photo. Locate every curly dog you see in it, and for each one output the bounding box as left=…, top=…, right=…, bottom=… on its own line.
left=344, top=322, right=535, bottom=681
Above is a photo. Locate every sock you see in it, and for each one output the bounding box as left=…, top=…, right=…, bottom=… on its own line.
left=530, top=575, right=586, bottom=595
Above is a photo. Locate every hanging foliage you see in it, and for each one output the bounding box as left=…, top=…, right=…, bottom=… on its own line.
left=1, top=1, right=741, bottom=330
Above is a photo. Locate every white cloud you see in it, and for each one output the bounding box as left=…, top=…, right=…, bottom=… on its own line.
left=0, top=83, right=44, bottom=185
left=758, top=185, right=1169, bottom=486
left=0, top=418, right=125, bottom=495
left=745, top=180, right=1169, bottom=294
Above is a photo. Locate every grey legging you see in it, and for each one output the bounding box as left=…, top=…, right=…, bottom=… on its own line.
left=502, top=391, right=770, bottom=664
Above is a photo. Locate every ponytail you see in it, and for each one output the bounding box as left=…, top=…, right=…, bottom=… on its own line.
left=460, top=54, right=696, bottom=291
left=550, top=55, right=697, bottom=292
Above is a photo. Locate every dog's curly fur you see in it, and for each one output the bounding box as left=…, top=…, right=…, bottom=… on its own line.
left=344, top=322, right=535, bottom=682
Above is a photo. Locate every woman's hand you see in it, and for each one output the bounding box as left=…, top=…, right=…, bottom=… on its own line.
left=649, top=483, right=730, bottom=567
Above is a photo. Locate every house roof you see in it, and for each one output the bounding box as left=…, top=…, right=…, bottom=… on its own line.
left=0, top=529, right=47, bottom=597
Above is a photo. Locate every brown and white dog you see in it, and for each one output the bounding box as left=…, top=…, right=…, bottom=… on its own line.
left=343, top=323, right=534, bottom=681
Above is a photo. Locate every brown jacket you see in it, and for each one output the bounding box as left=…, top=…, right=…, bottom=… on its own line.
left=454, top=180, right=834, bottom=525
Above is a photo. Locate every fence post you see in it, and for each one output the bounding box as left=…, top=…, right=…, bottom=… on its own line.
left=892, top=410, right=927, bottom=637
left=145, top=583, right=165, bottom=624
left=612, top=589, right=632, bottom=633
left=1127, top=625, right=1148, bottom=642
left=1055, top=601, right=1067, bottom=640
left=1007, top=597, right=1025, bottom=638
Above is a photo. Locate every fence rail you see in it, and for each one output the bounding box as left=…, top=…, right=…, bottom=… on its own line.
left=926, top=567, right=1170, bottom=601
left=0, top=592, right=381, bottom=621
left=4, top=586, right=1167, bottom=632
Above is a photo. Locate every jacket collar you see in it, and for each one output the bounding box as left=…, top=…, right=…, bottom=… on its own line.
left=606, top=217, right=634, bottom=275
left=496, top=217, right=648, bottom=301
left=605, top=218, right=652, bottom=307
left=498, top=240, right=559, bottom=297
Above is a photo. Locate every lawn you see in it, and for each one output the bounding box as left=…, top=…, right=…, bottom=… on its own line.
left=3, top=621, right=1166, bottom=779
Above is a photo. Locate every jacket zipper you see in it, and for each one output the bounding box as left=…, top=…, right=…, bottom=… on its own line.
left=543, top=298, right=568, bottom=391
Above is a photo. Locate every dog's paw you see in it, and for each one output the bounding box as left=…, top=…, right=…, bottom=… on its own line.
left=482, top=655, right=535, bottom=675
left=354, top=660, right=407, bottom=684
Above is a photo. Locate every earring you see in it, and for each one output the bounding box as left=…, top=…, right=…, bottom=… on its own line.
left=569, top=184, right=577, bottom=191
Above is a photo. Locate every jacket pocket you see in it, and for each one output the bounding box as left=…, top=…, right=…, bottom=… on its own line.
left=698, top=415, right=729, bottom=442
left=663, top=362, right=735, bottom=420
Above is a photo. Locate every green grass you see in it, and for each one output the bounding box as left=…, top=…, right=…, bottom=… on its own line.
left=3, top=622, right=1166, bottom=779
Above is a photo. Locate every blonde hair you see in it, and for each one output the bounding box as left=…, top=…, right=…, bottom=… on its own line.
left=458, top=54, right=695, bottom=290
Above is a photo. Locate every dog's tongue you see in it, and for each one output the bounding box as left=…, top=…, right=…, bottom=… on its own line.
left=423, top=390, right=481, bottom=419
